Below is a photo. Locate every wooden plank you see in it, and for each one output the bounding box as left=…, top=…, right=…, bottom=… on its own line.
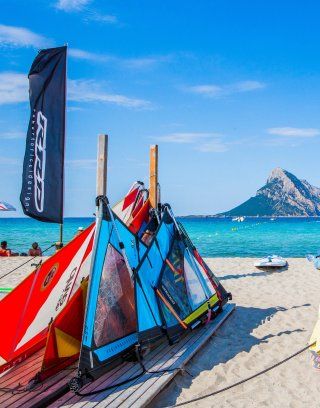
left=50, top=341, right=168, bottom=408
left=149, top=145, right=158, bottom=209
left=122, top=303, right=235, bottom=408
left=92, top=304, right=234, bottom=408
left=0, top=350, right=44, bottom=405
left=79, top=340, right=184, bottom=407
left=96, top=134, right=108, bottom=197
left=49, top=362, right=129, bottom=408
left=98, top=323, right=208, bottom=408
left=78, top=312, right=219, bottom=408
left=0, top=350, right=44, bottom=389
left=50, top=304, right=234, bottom=408
left=6, top=365, right=77, bottom=408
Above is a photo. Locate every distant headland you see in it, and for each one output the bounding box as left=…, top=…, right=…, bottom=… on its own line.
left=180, top=168, right=320, bottom=218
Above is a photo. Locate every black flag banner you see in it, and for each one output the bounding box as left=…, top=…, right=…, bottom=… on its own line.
left=20, top=46, right=67, bottom=223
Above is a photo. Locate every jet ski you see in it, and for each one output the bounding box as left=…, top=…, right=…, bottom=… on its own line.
left=254, top=255, right=288, bottom=268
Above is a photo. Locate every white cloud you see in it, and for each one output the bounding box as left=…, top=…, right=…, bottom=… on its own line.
left=68, top=79, right=151, bottom=108
left=55, top=1, right=117, bottom=24
left=186, top=85, right=222, bottom=97
left=0, top=72, right=28, bottom=105
left=156, top=132, right=228, bottom=152
left=55, top=0, right=91, bottom=12
left=233, top=81, right=265, bottom=92
left=0, top=24, right=166, bottom=71
left=267, top=127, right=320, bottom=138
left=68, top=48, right=111, bottom=62
left=156, top=132, right=220, bottom=144
left=84, top=10, right=117, bottom=24
left=123, top=55, right=172, bottom=69
left=0, top=71, right=150, bottom=109
left=185, top=80, right=266, bottom=98
left=67, top=105, right=84, bottom=112
left=0, top=131, right=24, bottom=140
left=66, top=158, right=96, bottom=169
left=195, top=140, right=228, bottom=153
left=69, top=48, right=170, bottom=68
left=0, top=24, right=51, bottom=48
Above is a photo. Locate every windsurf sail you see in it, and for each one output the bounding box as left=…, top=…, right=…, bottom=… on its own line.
left=78, top=197, right=148, bottom=379
left=310, top=306, right=320, bottom=355
left=37, top=278, right=88, bottom=381
left=74, top=199, right=230, bottom=385
left=135, top=205, right=230, bottom=344
left=0, top=223, right=95, bottom=374
left=113, top=181, right=146, bottom=225
left=0, top=201, right=16, bottom=211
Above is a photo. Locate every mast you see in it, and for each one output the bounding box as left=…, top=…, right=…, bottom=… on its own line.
left=96, top=134, right=108, bottom=197
left=149, top=144, right=159, bottom=209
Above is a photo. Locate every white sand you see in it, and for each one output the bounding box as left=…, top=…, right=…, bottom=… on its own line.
left=0, top=257, right=48, bottom=299
left=152, top=258, right=320, bottom=408
left=1, top=257, right=319, bottom=407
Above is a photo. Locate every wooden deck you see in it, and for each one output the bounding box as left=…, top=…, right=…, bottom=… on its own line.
left=49, top=303, right=235, bottom=408
left=0, top=347, right=77, bottom=408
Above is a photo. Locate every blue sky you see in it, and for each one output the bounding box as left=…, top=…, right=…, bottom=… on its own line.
left=1, top=0, right=320, bottom=217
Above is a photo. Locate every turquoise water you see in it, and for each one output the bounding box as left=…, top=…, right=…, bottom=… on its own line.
left=0, top=217, right=319, bottom=257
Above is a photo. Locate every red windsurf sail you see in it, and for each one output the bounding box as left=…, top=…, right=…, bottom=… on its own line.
left=0, top=223, right=95, bottom=374
left=38, top=278, right=88, bottom=381
left=113, top=181, right=145, bottom=224
left=129, top=198, right=151, bottom=234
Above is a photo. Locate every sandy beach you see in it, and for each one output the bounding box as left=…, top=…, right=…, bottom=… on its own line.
left=0, top=256, right=319, bottom=407
left=152, top=258, right=320, bottom=408
left=0, top=257, right=48, bottom=299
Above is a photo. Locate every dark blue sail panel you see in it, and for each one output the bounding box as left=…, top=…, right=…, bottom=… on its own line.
left=158, top=239, right=193, bottom=326
left=135, top=214, right=174, bottom=342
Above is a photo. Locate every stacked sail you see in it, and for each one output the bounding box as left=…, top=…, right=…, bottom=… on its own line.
left=75, top=199, right=230, bottom=384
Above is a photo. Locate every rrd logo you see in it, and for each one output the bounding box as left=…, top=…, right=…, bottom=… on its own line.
left=41, top=263, right=59, bottom=290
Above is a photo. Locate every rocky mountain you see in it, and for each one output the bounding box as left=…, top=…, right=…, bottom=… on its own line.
left=221, top=168, right=320, bottom=216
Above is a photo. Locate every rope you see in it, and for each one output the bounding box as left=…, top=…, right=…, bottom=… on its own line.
left=0, top=244, right=55, bottom=282
left=72, top=342, right=314, bottom=401
left=70, top=345, right=193, bottom=398
left=170, top=342, right=315, bottom=407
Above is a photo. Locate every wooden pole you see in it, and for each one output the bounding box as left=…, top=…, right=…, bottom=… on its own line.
left=149, top=144, right=158, bottom=209
left=96, top=134, right=108, bottom=197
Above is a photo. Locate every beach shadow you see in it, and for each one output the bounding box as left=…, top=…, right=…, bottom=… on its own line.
left=220, top=265, right=288, bottom=281
left=151, top=303, right=311, bottom=407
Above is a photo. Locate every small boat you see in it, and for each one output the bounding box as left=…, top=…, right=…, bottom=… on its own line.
left=270, top=218, right=275, bottom=221
left=254, top=255, right=288, bottom=268
left=232, top=216, right=245, bottom=222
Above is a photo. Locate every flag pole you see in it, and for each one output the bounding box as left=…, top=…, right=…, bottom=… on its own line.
left=57, top=44, right=67, bottom=250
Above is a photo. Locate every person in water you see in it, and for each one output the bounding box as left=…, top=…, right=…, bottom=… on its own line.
left=28, top=242, right=42, bottom=257
left=0, top=241, right=18, bottom=257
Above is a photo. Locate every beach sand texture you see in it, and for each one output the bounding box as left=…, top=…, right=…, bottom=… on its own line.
left=153, top=258, right=320, bottom=408
left=0, top=257, right=48, bottom=299
left=0, top=257, right=319, bottom=407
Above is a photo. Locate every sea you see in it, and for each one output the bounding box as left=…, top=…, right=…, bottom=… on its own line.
left=0, top=217, right=320, bottom=258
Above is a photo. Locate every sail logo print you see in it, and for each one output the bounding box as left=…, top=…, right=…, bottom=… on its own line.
left=34, top=111, right=47, bottom=213
left=41, top=263, right=59, bottom=291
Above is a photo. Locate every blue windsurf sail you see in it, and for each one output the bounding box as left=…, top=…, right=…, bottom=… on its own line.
left=78, top=196, right=148, bottom=378
left=135, top=205, right=231, bottom=345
